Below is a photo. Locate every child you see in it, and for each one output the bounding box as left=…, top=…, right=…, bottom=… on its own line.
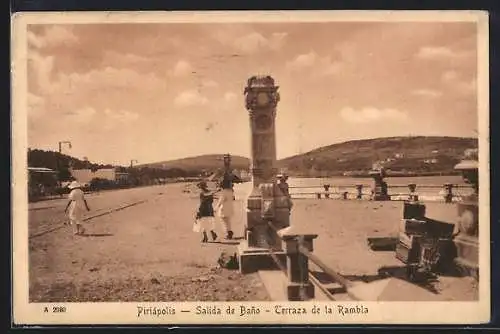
left=64, top=181, right=90, bottom=235
left=195, top=181, right=218, bottom=243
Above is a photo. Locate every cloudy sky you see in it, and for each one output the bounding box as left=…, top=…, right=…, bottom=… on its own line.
left=26, top=20, right=478, bottom=165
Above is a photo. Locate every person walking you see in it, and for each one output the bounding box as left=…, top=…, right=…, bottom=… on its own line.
left=195, top=181, right=218, bottom=243
left=64, top=181, right=90, bottom=235
left=215, top=170, right=235, bottom=240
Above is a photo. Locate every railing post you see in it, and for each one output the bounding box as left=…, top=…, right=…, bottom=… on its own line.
left=356, top=184, right=363, bottom=199
left=278, top=227, right=318, bottom=301
left=323, top=184, right=330, bottom=199
left=408, top=183, right=418, bottom=201
left=443, top=183, right=453, bottom=203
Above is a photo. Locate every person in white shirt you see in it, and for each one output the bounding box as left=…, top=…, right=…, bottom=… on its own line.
left=64, top=181, right=90, bottom=235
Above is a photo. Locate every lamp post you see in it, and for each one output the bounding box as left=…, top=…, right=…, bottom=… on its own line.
left=58, top=141, right=72, bottom=154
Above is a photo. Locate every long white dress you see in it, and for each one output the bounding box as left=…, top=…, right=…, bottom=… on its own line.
left=68, top=188, right=85, bottom=224
left=216, top=189, right=234, bottom=233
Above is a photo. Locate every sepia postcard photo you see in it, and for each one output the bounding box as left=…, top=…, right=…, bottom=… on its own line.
left=11, top=10, right=490, bottom=325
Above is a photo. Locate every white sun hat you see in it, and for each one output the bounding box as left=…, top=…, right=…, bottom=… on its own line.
left=68, top=180, right=82, bottom=189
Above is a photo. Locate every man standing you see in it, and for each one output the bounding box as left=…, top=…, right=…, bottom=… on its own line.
left=215, top=154, right=236, bottom=240
left=277, top=174, right=293, bottom=212
left=216, top=169, right=235, bottom=240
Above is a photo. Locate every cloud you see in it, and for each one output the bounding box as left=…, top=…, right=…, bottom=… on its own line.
left=233, top=32, right=268, bottom=53
left=104, top=51, right=150, bottom=64
left=104, top=109, right=139, bottom=122
left=223, top=92, right=237, bottom=102
left=27, top=31, right=44, bottom=49
left=202, top=79, right=219, bottom=88
left=287, top=51, right=316, bottom=69
left=28, top=25, right=78, bottom=49
left=28, top=93, right=46, bottom=118
left=339, top=107, right=408, bottom=124
left=65, top=107, right=139, bottom=129
left=442, top=70, right=459, bottom=82
left=411, top=89, right=442, bottom=98
left=269, top=32, right=288, bottom=50
left=441, top=70, right=476, bottom=95
left=171, top=60, right=193, bottom=77
left=174, top=90, right=209, bottom=107
left=27, top=55, right=167, bottom=129
left=286, top=51, right=342, bottom=76
left=415, top=46, right=468, bottom=60
left=214, top=30, right=288, bottom=53
left=28, top=52, right=55, bottom=93
left=456, top=79, right=476, bottom=95
left=37, top=66, right=165, bottom=97
left=65, top=107, right=97, bottom=124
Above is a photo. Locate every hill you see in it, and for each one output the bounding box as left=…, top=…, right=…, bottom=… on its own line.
left=277, top=136, right=477, bottom=176
left=29, top=136, right=478, bottom=180
left=141, top=136, right=477, bottom=177
left=139, top=154, right=251, bottom=172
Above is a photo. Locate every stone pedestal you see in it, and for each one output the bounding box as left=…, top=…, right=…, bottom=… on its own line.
left=452, top=155, right=479, bottom=279
left=278, top=226, right=318, bottom=300
left=453, top=199, right=479, bottom=278
left=370, top=169, right=390, bottom=201
left=237, top=239, right=287, bottom=274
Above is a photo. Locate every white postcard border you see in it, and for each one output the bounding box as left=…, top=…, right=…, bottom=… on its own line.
left=11, top=10, right=491, bottom=325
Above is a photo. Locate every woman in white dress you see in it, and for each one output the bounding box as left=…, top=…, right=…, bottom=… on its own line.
left=64, top=181, right=90, bottom=235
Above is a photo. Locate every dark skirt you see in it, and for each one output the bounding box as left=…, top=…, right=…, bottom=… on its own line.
left=198, top=191, right=214, bottom=217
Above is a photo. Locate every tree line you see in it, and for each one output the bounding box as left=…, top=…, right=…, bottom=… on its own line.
left=28, top=149, right=205, bottom=184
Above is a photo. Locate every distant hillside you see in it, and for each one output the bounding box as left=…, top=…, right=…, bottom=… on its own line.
left=278, top=136, right=477, bottom=176
left=141, top=136, right=477, bottom=177
left=140, top=154, right=251, bottom=172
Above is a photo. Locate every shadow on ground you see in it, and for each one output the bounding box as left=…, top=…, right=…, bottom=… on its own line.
left=80, top=233, right=114, bottom=237
left=310, top=265, right=444, bottom=295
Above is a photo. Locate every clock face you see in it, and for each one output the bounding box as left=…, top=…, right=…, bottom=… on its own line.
left=256, top=92, right=270, bottom=106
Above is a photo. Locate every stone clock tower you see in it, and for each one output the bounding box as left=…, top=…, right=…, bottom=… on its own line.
left=245, top=75, right=280, bottom=187
left=238, top=75, right=291, bottom=273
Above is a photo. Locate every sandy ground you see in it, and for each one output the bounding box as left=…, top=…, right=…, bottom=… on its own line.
left=28, top=182, right=478, bottom=302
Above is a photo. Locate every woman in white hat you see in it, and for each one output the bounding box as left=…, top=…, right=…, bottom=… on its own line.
left=64, top=180, right=90, bottom=235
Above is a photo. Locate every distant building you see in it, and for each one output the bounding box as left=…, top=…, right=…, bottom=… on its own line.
left=70, top=168, right=129, bottom=185
left=28, top=167, right=59, bottom=198
left=238, top=169, right=251, bottom=180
